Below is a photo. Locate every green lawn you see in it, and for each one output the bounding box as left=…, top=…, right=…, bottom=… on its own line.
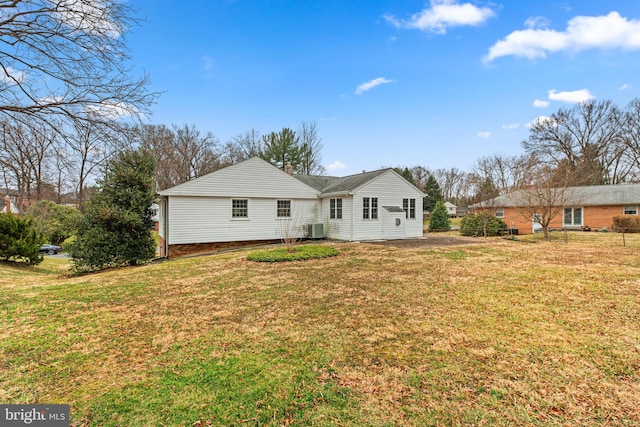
left=1, top=234, right=639, bottom=426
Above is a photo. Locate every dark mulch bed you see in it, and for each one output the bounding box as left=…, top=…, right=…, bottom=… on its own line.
left=370, top=234, right=491, bottom=248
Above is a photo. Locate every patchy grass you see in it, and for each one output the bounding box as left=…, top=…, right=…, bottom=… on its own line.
left=246, top=244, right=340, bottom=262
left=1, top=234, right=640, bottom=425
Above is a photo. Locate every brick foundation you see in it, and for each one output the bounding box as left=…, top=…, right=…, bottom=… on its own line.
left=167, top=239, right=282, bottom=258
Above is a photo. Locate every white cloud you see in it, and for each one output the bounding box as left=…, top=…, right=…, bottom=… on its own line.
left=502, top=123, right=519, bottom=130
left=0, top=66, right=26, bottom=85
left=548, top=88, right=594, bottom=103
left=619, top=83, right=632, bottom=90
left=85, top=102, right=133, bottom=119
left=524, top=16, right=549, bottom=29
left=355, top=77, right=393, bottom=95
left=55, top=1, right=122, bottom=39
left=326, top=161, right=347, bottom=171
left=485, top=11, right=640, bottom=62
left=527, top=115, right=553, bottom=128
left=384, top=0, right=495, bottom=34
left=533, top=99, right=550, bottom=108
left=477, top=131, right=491, bottom=139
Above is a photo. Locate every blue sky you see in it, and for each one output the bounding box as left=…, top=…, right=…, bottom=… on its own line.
left=127, top=0, right=640, bottom=176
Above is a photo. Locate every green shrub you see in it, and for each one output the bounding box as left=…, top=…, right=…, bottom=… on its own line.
left=428, top=201, right=450, bottom=232
left=612, top=215, right=640, bottom=232
left=0, top=213, right=45, bottom=265
left=25, top=200, right=82, bottom=245
left=247, top=245, right=339, bottom=262
left=460, top=211, right=507, bottom=237
left=69, top=149, right=156, bottom=272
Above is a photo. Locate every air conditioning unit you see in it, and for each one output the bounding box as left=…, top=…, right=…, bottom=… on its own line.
left=305, top=223, right=324, bottom=239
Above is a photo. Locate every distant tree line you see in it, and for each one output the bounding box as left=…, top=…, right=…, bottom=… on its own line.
left=398, top=98, right=640, bottom=213
left=0, top=120, right=324, bottom=209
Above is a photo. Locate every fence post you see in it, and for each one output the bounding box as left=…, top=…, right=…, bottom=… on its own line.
left=622, top=228, right=626, bottom=247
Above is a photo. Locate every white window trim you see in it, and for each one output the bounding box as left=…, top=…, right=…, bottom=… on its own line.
left=231, top=198, right=249, bottom=220
left=623, top=205, right=638, bottom=215
left=562, top=207, right=583, bottom=227
left=363, top=197, right=378, bottom=220
left=276, top=199, right=292, bottom=219
left=330, top=198, right=343, bottom=220
left=495, top=208, right=504, bottom=218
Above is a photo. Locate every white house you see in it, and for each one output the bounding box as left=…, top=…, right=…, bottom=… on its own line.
left=157, top=157, right=424, bottom=257
left=444, top=201, right=457, bottom=217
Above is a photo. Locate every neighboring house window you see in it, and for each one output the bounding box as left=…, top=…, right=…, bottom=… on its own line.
left=563, top=207, right=582, bottom=226
left=330, top=198, right=342, bottom=219
left=277, top=200, right=291, bottom=218
left=232, top=199, right=248, bottom=218
left=495, top=208, right=504, bottom=218
left=363, top=197, right=378, bottom=219
left=403, top=198, right=416, bottom=219
left=623, top=205, right=638, bottom=215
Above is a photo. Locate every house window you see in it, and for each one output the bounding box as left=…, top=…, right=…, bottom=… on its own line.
left=495, top=208, right=504, bottom=218
left=232, top=199, right=248, bottom=218
left=563, top=207, right=582, bottom=226
left=363, top=197, right=378, bottom=219
left=277, top=200, right=291, bottom=218
left=403, top=198, right=416, bottom=219
left=330, top=198, right=342, bottom=219
left=623, top=205, right=638, bottom=215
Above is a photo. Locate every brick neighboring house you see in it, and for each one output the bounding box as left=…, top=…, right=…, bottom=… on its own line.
left=482, top=184, right=640, bottom=234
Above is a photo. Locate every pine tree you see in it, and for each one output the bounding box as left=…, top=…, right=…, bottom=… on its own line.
left=69, top=148, right=156, bottom=272
left=260, top=128, right=301, bottom=171
left=428, top=201, right=451, bottom=232
left=423, top=174, right=443, bottom=212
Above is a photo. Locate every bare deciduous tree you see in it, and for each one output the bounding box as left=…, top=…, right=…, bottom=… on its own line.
left=432, top=167, right=472, bottom=203
left=473, top=153, right=539, bottom=196
left=523, top=100, right=629, bottom=185
left=221, top=129, right=264, bottom=166
left=0, top=0, right=156, bottom=127
left=298, top=121, right=325, bottom=175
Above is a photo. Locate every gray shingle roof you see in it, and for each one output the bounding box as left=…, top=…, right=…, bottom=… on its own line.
left=294, top=169, right=391, bottom=194
left=491, top=183, right=640, bottom=207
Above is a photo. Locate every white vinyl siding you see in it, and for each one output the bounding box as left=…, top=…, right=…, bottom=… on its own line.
left=167, top=197, right=319, bottom=244
left=351, top=171, right=424, bottom=241
left=322, top=197, right=353, bottom=240
left=161, top=157, right=318, bottom=199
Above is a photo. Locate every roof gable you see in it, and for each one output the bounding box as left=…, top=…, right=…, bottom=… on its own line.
left=159, top=157, right=318, bottom=198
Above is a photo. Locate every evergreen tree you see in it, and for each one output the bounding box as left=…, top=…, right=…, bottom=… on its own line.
left=423, top=174, right=443, bottom=212
left=0, top=213, right=45, bottom=265
left=69, top=148, right=156, bottom=272
left=260, top=128, right=301, bottom=171
left=428, top=201, right=450, bottom=232
left=394, top=167, right=416, bottom=186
